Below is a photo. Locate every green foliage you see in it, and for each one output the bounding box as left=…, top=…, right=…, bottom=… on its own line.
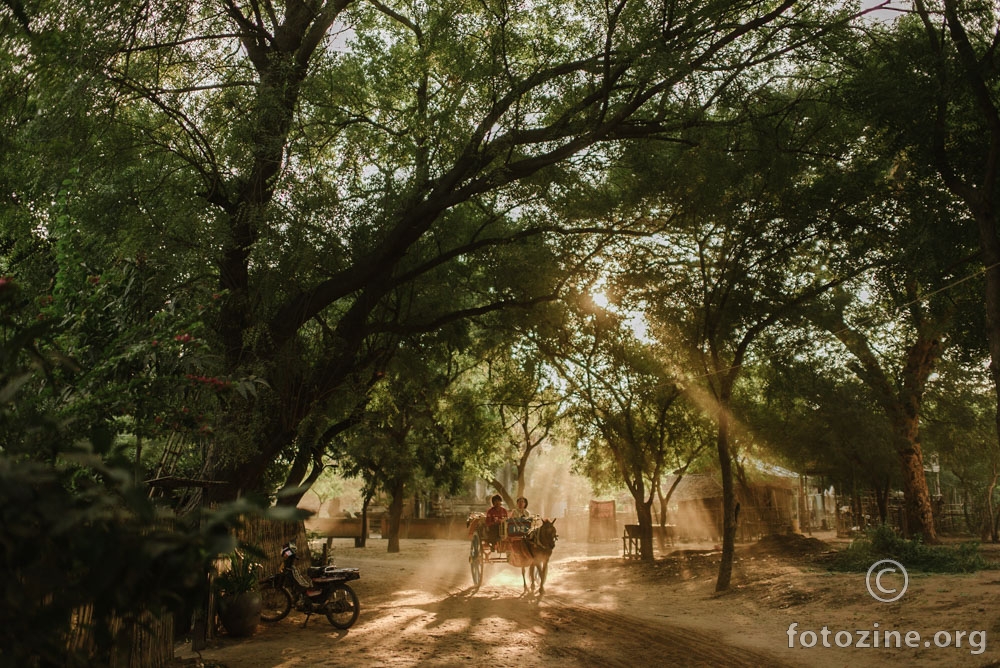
left=748, top=345, right=899, bottom=495
left=214, top=550, right=260, bottom=597
left=337, top=333, right=504, bottom=507
left=546, top=297, right=706, bottom=505
left=829, top=525, right=993, bottom=574
left=308, top=467, right=345, bottom=506
left=5, top=0, right=1000, bottom=597
left=921, top=358, right=1000, bottom=535
left=0, top=280, right=276, bottom=666
left=0, top=0, right=848, bottom=507
left=0, top=444, right=266, bottom=667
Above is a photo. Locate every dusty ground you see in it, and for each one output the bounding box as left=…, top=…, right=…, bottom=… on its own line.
left=174, top=531, right=1000, bottom=667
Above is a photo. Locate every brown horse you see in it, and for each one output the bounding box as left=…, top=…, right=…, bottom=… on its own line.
left=521, top=519, right=558, bottom=594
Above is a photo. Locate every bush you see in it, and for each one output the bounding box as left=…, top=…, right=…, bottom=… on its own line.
left=829, top=524, right=993, bottom=573
left=0, top=286, right=268, bottom=666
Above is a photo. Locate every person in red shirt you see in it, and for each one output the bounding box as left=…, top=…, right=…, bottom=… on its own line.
left=485, top=494, right=508, bottom=549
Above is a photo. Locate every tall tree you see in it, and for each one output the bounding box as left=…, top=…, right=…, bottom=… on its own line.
left=1, top=0, right=846, bottom=503
left=802, top=280, right=951, bottom=542
left=922, top=357, right=1000, bottom=540
left=335, top=332, right=499, bottom=552
left=611, top=79, right=871, bottom=587
left=542, top=296, right=700, bottom=562
left=840, top=0, right=1000, bottom=532
left=750, top=333, right=903, bottom=525
left=484, top=341, right=568, bottom=506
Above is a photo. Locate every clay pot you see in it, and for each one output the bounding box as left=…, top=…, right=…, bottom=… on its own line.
left=218, top=591, right=262, bottom=637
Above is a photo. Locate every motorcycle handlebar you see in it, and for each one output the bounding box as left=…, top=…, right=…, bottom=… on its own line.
left=281, top=543, right=298, bottom=568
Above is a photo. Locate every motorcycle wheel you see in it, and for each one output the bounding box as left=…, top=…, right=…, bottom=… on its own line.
left=260, top=583, right=293, bottom=622
left=324, top=583, right=360, bottom=629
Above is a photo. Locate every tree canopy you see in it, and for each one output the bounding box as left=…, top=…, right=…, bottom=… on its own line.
left=5, top=1, right=1000, bottom=612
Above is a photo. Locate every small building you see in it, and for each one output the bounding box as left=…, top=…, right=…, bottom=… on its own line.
left=664, top=465, right=802, bottom=543
left=667, top=474, right=725, bottom=543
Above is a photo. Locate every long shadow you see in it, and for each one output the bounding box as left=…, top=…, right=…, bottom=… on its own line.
left=417, top=584, right=548, bottom=632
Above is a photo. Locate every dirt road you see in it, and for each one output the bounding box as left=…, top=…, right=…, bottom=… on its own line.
left=174, top=536, right=1000, bottom=667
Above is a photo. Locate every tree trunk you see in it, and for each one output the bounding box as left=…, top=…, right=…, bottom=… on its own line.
left=359, top=489, right=374, bottom=548
left=874, top=478, right=889, bottom=524
left=898, top=443, right=936, bottom=541
left=961, top=486, right=972, bottom=535
left=851, top=485, right=863, bottom=531
left=654, top=479, right=666, bottom=552
left=634, top=496, right=655, bottom=562
left=386, top=479, right=405, bottom=554
left=983, top=464, right=999, bottom=543
left=715, top=411, right=737, bottom=592
left=491, top=478, right=514, bottom=509
left=203, top=418, right=298, bottom=503
left=658, top=473, right=685, bottom=551
left=894, top=333, right=941, bottom=541
left=798, top=475, right=809, bottom=535
left=654, top=478, right=666, bottom=526
left=819, top=301, right=943, bottom=543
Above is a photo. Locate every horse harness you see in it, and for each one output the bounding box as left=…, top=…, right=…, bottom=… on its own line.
left=524, top=525, right=556, bottom=555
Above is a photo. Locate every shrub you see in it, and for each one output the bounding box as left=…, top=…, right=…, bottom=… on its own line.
left=829, top=524, right=993, bottom=573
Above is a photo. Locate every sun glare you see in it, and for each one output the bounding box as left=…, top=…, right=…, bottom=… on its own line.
left=591, top=292, right=610, bottom=309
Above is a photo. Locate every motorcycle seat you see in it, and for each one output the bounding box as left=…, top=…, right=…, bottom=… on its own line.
left=309, top=566, right=361, bottom=582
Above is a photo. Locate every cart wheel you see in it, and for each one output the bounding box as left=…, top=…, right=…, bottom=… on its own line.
left=470, top=534, right=483, bottom=587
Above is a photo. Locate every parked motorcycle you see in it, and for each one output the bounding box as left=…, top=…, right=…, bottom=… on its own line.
left=260, top=543, right=361, bottom=629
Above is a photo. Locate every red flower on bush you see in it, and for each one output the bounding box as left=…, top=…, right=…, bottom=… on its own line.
left=184, top=374, right=232, bottom=391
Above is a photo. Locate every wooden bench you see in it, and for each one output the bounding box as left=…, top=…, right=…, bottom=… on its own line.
left=623, top=524, right=641, bottom=560
left=310, top=518, right=367, bottom=547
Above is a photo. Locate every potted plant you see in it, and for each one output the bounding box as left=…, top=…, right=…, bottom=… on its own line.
left=214, top=551, right=262, bottom=637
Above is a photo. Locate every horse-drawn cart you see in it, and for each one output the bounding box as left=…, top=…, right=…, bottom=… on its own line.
left=466, top=513, right=557, bottom=592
